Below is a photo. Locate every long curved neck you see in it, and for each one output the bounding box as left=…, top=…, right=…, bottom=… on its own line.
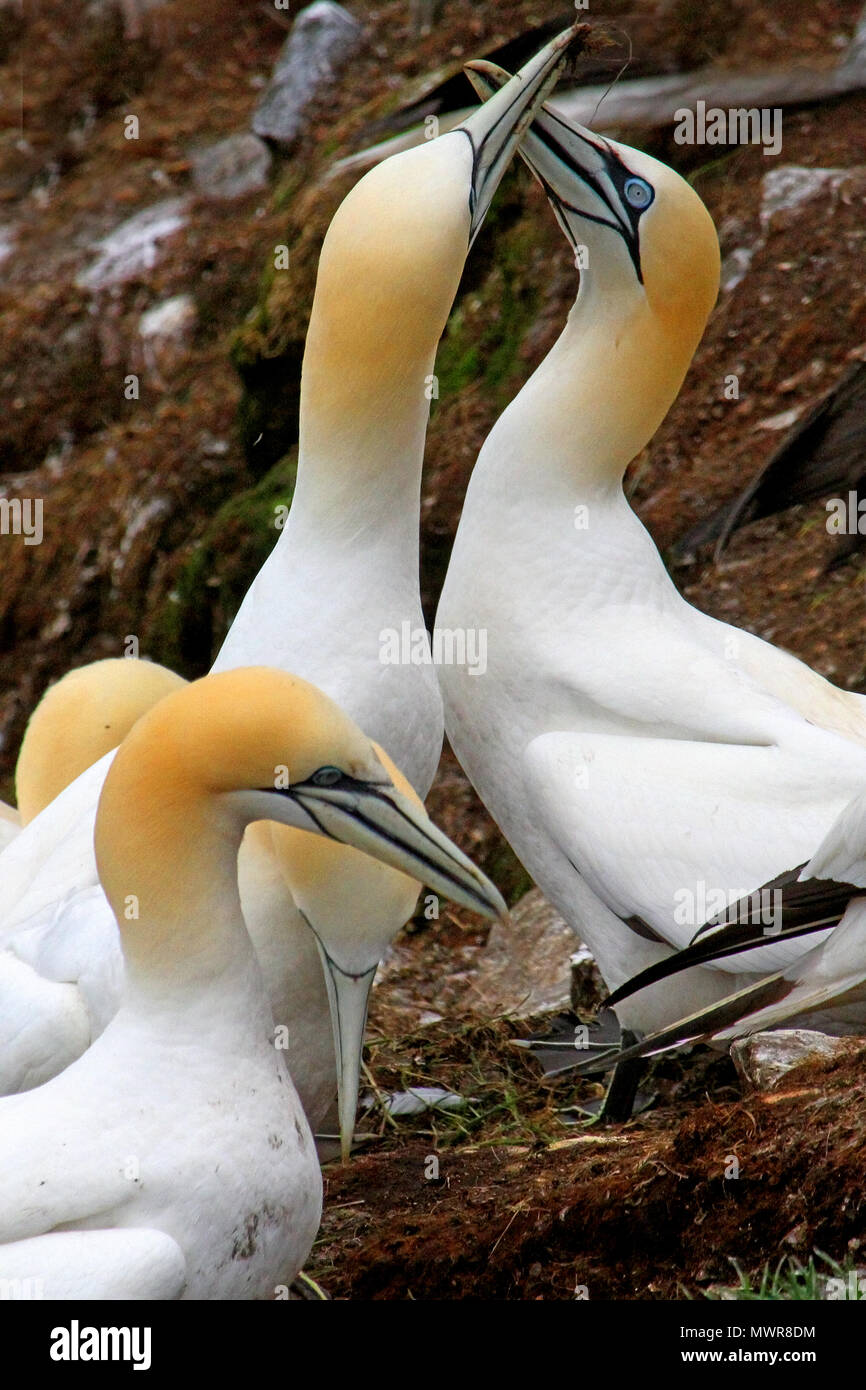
left=214, top=307, right=437, bottom=680
left=477, top=283, right=697, bottom=502
left=95, top=770, right=253, bottom=1008
left=289, top=346, right=433, bottom=550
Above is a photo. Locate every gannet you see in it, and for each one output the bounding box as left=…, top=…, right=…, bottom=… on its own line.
left=0, top=667, right=503, bottom=1299
left=0, top=658, right=449, bottom=1159
left=0, top=657, right=182, bottom=845
left=436, top=69, right=866, bottom=1054
left=0, top=33, right=576, bottom=1145
left=0, top=659, right=411, bottom=1130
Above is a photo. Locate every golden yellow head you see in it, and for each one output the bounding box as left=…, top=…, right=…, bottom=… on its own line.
left=16, top=657, right=186, bottom=824
left=95, top=666, right=505, bottom=957
left=303, top=136, right=474, bottom=410
left=613, top=146, right=720, bottom=350
left=109, top=667, right=383, bottom=801
left=303, top=25, right=583, bottom=413
left=466, top=65, right=720, bottom=363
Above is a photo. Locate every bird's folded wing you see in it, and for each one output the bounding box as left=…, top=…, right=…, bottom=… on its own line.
left=0, top=1229, right=186, bottom=1300
left=0, top=753, right=110, bottom=943
left=591, top=895, right=866, bottom=1058
left=605, top=865, right=858, bottom=1008
left=0, top=952, right=91, bottom=1094
left=802, top=788, right=866, bottom=887
left=522, top=728, right=852, bottom=972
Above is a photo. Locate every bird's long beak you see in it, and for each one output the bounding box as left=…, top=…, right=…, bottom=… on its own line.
left=290, top=777, right=507, bottom=921
left=289, top=776, right=506, bottom=1161
left=465, top=60, right=644, bottom=278
left=311, top=945, right=376, bottom=1163
left=459, top=24, right=584, bottom=248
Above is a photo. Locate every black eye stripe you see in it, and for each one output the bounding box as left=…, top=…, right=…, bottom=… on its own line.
left=530, top=122, right=652, bottom=284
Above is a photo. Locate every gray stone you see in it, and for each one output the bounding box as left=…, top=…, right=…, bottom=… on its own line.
left=252, top=2, right=363, bottom=151
left=720, top=245, right=755, bottom=294
left=760, top=165, right=850, bottom=229
left=75, top=198, right=188, bottom=291
left=190, top=134, right=272, bottom=202
left=730, top=1028, right=855, bottom=1091
left=138, top=294, right=197, bottom=379
left=471, top=888, right=581, bottom=1017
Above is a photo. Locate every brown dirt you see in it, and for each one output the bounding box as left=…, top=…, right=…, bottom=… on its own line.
left=311, top=1039, right=866, bottom=1299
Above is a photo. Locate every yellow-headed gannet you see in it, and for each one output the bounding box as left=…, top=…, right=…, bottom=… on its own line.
left=0, top=32, right=576, bottom=1151
left=1, top=659, right=423, bottom=1158
left=436, top=70, right=866, bottom=1068
left=0, top=667, right=503, bottom=1298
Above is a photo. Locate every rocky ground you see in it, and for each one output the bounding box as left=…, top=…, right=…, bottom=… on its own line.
left=3, top=0, right=866, bottom=1299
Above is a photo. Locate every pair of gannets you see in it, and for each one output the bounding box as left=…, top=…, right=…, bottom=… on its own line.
left=0, top=668, right=503, bottom=1299
left=0, top=30, right=582, bottom=1295
left=437, top=66, right=866, bottom=1063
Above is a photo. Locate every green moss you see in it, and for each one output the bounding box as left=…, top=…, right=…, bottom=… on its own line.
left=272, top=170, right=305, bottom=213
left=147, top=450, right=298, bottom=674
left=433, top=206, right=541, bottom=411
left=482, top=838, right=534, bottom=908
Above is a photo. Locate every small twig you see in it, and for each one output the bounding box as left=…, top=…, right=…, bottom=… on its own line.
left=489, top=1201, right=528, bottom=1258
left=361, top=1058, right=400, bottom=1135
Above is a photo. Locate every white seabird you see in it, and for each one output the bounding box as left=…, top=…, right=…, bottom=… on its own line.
left=0, top=667, right=503, bottom=1299
left=436, top=69, right=866, bottom=1073
left=0, top=30, right=578, bottom=1154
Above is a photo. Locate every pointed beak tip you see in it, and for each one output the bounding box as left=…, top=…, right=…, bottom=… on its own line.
left=478, top=884, right=509, bottom=923
left=462, top=22, right=586, bottom=246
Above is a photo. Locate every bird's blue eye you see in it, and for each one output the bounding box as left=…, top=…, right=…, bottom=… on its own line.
left=624, top=177, right=653, bottom=210
left=311, top=766, right=343, bottom=787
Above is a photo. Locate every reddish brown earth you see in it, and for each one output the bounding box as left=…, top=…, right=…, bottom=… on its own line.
left=3, top=0, right=866, bottom=1299
left=310, top=1034, right=866, bottom=1299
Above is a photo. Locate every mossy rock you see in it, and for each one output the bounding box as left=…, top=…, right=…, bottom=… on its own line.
left=147, top=450, right=298, bottom=674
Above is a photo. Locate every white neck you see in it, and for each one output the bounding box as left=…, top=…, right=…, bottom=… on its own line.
left=98, top=790, right=265, bottom=1037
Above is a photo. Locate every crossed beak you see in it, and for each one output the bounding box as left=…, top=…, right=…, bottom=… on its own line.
left=466, top=60, right=646, bottom=280
left=458, top=24, right=585, bottom=248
